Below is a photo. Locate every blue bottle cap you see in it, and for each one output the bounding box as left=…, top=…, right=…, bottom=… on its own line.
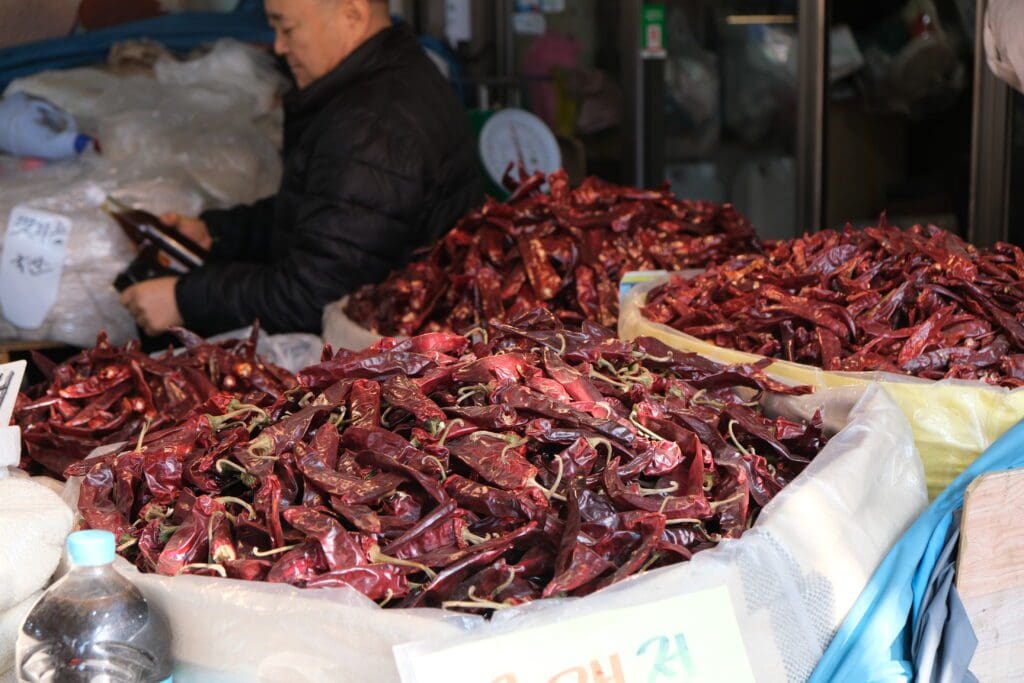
left=73, top=134, right=93, bottom=154
left=67, top=530, right=116, bottom=567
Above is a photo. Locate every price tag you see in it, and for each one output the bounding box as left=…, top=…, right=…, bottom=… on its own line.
left=395, top=587, right=755, bottom=683
left=0, top=205, right=71, bottom=329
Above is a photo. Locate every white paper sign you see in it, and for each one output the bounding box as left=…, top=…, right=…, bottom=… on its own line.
left=0, top=360, right=26, bottom=470
left=513, top=11, right=547, bottom=36
left=445, top=0, right=472, bottom=45
left=395, top=587, right=755, bottom=683
left=0, top=360, right=26, bottom=427
left=0, top=205, right=71, bottom=329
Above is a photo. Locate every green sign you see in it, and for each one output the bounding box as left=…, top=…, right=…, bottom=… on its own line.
left=641, top=4, right=666, bottom=59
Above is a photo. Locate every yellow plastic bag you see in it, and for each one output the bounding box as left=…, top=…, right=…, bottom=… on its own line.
left=619, top=275, right=1024, bottom=497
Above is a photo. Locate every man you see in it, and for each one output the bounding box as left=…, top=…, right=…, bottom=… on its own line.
left=121, top=0, right=480, bottom=336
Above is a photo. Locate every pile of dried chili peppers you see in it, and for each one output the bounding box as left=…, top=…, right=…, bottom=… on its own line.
left=70, top=310, right=827, bottom=612
left=345, top=170, right=758, bottom=335
left=641, top=222, right=1024, bottom=386
left=15, top=327, right=296, bottom=479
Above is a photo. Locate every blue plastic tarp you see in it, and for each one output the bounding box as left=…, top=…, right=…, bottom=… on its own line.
left=0, top=0, right=273, bottom=90
left=809, top=418, right=1024, bottom=682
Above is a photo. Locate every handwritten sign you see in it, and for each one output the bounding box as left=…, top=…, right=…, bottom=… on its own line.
left=0, top=205, right=71, bottom=329
left=395, top=587, right=754, bottom=683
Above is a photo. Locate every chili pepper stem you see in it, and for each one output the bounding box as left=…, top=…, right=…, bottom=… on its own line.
left=215, top=458, right=249, bottom=475
left=441, top=586, right=512, bottom=612
left=546, top=456, right=565, bottom=499
left=726, top=420, right=754, bottom=456
left=251, top=544, right=297, bottom=557
left=461, top=529, right=493, bottom=545
left=436, top=418, right=465, bottom=448
left=635, top=481, right=680, bottom=496
left=589, top=368, right=631, bottom=391
left=494, top=568, right=517, bottom=595
left=377, top=589, right=395, bottom=608
left=709, top=490, right=748, bottom=510
left=456, top=385, right=488, bottom=405
left=628, top=409, right=667, bottom=442
left=461, top=326, right=489, bottom=344
left=369, top=546, right=438, bottom=580
left=638, top=551, right=662, bottom=574
left=178, top=563, right=227, bottom=578
left=215, top=496, right=257, bottom=518
left=422, top=455, right=447, bottom=482
left=327, top=407, right=348, bottom=427
left=116, top=537, right=137, bottom=552
left=665, top=517, right=702, bottom=525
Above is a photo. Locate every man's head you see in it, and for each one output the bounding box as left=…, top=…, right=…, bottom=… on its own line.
left=265, top=0, right=390, bottom=89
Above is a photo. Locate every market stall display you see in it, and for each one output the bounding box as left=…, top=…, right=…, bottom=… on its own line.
left=338, top=170, right=758, bottom=343
left=14, top=327, right=296, bottom=480
left=619, top=222, right=1024, bottom=495
left=67, top=310, right=832, bottom=608
left=61, top=379, right=925, bottom=682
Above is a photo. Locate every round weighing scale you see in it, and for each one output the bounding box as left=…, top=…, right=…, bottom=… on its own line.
left=476, top=108, right=562, bottom=198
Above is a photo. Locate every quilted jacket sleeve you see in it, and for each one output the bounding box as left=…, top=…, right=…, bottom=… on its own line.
left=175, top=110, right=426, bottom=336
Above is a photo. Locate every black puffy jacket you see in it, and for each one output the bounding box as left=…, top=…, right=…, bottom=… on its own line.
left=175, top=23, right=481, bottom=336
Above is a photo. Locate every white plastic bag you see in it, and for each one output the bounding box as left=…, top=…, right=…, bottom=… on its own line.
left=0, top=479, right=74, bottom=613
left=60, top=386, right=924, bottom=682
left=322, top=296, right=385, bottom=352
left=0, top=477, right=74, bottom=679
left=154, top=39, right=286, bottom=116
left=0, top=51, right=284, bottom=347
left=207, top=325, right=324, bottom=374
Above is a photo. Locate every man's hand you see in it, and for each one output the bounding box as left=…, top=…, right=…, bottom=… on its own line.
left=161, top=212, right=213, bottom=251
left=121, top=277, right=184, bottom=336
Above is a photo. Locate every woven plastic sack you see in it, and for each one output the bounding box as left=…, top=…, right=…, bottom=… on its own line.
left=0, top=477, right=74, bottom=674
left=54, top=386, right=924, bottom=682
left=619, top=274, right=1024, bottom=498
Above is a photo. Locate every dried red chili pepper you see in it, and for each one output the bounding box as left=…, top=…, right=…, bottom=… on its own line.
left=346, top=170, right=758, bottom=335
left=643, top=222, right=1024, bottom=386
left=73, top=311, right=829, bottom=617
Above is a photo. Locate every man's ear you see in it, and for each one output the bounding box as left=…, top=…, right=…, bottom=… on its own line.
left=340, top=0, right=370, bottom=28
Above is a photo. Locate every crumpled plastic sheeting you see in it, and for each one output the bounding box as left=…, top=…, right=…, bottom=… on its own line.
left=0, top=40, right=284, bottom=347
left=809, top=418, right=1024, bottom=682
left=208, top=325, right=324, bottom=374
left=58, top=386, right=924, bottom=682
left=0, top=173, right=203, bottom=347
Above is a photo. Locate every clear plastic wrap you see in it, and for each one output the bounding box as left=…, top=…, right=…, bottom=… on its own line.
left=47, top=387, right=924, bottom=682
left=619, top=274, right=1024, bottom=497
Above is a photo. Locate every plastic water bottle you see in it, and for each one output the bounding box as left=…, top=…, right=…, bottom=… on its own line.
left=16, top=530, right=173, bottom=682
left=0, top=92, right=95, bottom=161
